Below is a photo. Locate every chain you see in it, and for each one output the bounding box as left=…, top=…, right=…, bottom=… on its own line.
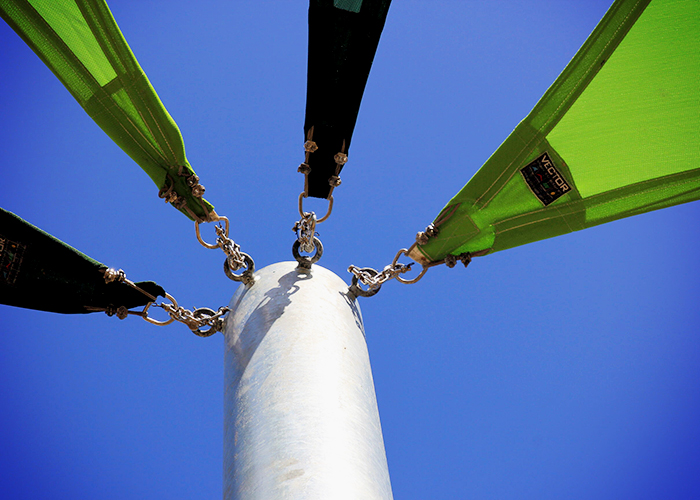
left=94, top=268, right=230, bottom=337
left=348, top=245, right=474, bottom=298
left=292, top=193, right=327, bottom=267
left=292, top=206, right=324, bottom=267
left=347, top=262, right=414, bottom=297
left=348, top=247, right=422, bottom=297
left=195, top=215, right=255, bottom=285
left=157, top=166, right=255, bottom=284
left=151, top=299, right=229, bottom=338
left=292, top=211, right=317, bottom=254
left=291, top=127, right=350, bottom=268
left=110, top=167, right=246, bottom=333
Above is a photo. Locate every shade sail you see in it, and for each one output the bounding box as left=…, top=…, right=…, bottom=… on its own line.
left=0, top=0, right=214, bottom=221
left=0, top=208, right=164, bottom=314
left=303, top=0, right=392, bottom=198
left=411, top=0, right=699, bottom=265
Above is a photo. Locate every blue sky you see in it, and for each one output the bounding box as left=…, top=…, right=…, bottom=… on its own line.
left=1, top=1, right=699, bottom=498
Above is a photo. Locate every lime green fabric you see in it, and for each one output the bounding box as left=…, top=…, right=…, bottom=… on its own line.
left=414, top=0, right=699, bottom=264
left=0, top=0, right=214, bottom=221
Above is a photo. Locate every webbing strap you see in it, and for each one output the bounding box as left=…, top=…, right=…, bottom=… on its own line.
left=303, top=0, right=392, bottom=198
left=0, top=0, right=214, bottom=220
left=0, top=208, right=164, bottom=314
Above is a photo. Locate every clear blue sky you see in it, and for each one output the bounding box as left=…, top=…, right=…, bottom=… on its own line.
left=1, top=1, right=699, bottom=498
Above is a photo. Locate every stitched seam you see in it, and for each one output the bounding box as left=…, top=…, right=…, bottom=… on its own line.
left=475, top=0, right=643, bottom=208
left=496, top=167, right=700, bottom=226
left=495, top=177, right=700, bottom=235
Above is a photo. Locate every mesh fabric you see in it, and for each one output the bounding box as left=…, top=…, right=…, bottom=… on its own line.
left=0, top=0, right=214, bottom=220
left=0, top=208, right=164, bottom=314
left=304, top=0, right=392, bottom=198
left=412, top=0, right=699, bottom=264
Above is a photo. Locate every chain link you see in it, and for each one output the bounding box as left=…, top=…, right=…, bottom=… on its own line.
left=216, top=224, right=245, bottom=270
left=292, top=193, right=328, bottom=266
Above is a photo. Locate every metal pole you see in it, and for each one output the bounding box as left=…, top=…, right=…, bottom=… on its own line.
left=223, top=261, right=393, bottom=500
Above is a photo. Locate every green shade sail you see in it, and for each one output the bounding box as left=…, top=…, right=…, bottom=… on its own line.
left=411, top=0, right=699, bottom=265
left=0, top=208, right=164, bottom=314
left=0, top=0, right=215, bottom=221
left=303, top=0, right=392, bottom=198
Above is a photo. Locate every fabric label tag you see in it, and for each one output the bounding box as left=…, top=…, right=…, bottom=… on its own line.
left=0, top=236, right=26, bottom=285
left=521, top=152, right=571, bottom=206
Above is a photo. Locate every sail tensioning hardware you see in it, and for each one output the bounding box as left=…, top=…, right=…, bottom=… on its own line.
left=292, top=192, right=328, bottom=268
left=158, top=167, right=216, bottom=223
left=195, top=216, right=255, bottom=285
left=298, top=127, right=346, bottom=205
left=292, top=134, right=332, bottom=267
left=292, top=205, right=324, bottom=269
left=297, top=128, right=339, bottom=225
left=348, top=244, right=476, bottom=298
left=87, top=268, right=229, bottom=337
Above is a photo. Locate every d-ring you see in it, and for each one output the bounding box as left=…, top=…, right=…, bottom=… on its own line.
left=392, top=247, right=430, bottom=285
left=298, top=192, right=333, bottom=223
left=195, top=215, right=230, bottom=249
left=142, top=293, right=178, bottom=326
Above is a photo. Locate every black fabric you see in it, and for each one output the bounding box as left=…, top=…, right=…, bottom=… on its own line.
left=0, top=208, right=164, bottom=314
left=304, top=0, right=392, bottom=198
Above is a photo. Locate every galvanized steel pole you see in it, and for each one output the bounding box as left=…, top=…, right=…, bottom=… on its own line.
left=223, top=261, right=393, bottom=499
